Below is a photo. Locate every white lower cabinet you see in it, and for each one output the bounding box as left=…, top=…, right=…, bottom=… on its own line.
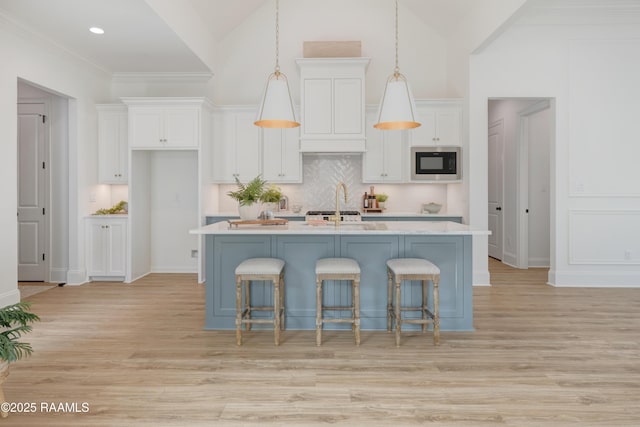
left=363, top=111, right=405, bottom=183
left=262, top=127, right=301, bottom=183
left=86, top=217, right=127, bottom=280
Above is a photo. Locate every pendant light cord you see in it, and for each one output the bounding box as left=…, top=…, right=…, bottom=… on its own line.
left=275, top=0, right=280, bottom=75
left=394, top=0, right=399, bottom=77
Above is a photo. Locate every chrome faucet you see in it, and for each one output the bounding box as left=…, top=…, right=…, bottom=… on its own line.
left=329, top=182, right=348, bottom=226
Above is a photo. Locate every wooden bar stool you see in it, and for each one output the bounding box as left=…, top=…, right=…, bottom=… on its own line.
left=315, top=258, right=361, bottom=346
left=386, top=258, right=440, bottom=346
left=235, top=258, right=285, bottom=346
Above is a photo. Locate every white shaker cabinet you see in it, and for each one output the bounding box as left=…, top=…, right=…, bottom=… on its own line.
left=85, top=216, right=127, bottom=280
left=262, top=127, right=302, bottom=183
left=363, top=110, right=405, bottom=183
left=124, top=98, right=211, bottom=149
left=211, top=107, right=262, bottom=183
left=409, top=100, right=462, bottom=147
left=97, top=105, right=128, bottom=184
left=296, top=58, right=370, bottom=152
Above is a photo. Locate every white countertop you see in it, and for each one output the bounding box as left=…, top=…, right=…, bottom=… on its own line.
left=191, top=220, right=489, bottom=236
left=206, top=211, right=461, bottom=218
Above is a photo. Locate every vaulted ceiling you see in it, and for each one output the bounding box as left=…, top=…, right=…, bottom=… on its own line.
left=1, top=0, right=635, bottom=74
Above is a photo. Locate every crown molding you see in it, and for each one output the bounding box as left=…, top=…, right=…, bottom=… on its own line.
left=111, top=72, right=214, bottom=84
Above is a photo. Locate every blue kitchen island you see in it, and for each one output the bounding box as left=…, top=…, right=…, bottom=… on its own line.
left=191, top=221, right=488, bottom=332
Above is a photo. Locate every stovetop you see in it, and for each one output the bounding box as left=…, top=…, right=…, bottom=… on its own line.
left=305, top=210, right=361, bottom=216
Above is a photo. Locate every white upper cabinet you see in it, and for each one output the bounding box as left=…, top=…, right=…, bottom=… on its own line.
left=123, top=98, right=212, bottom=149
left=363, top=110, right=405, bottom=183
left=409, top=100, right=463, bottom=147
left=211, top=107, right=262, bottom=183
left=262, top=127, right=302, bottom=183
left=97, top=104, right=127, bottom=184
left=296, top=58, right=370, bottom=152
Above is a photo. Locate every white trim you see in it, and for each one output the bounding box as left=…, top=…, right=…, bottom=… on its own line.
left=0, top=289, right=21, bottom=307
left=551, top=270, right=640, bottom=288
left=66, top=269, right=86, bottom=285
left=112, top=72, right=213, bottom=84
left=49, top=268, right=67, bottom=283
left=150, top=267, right=198, bottom=274
left=473, top=269, right=491, bottom=286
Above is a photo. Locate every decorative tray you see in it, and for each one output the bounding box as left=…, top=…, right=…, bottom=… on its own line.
left=227, top=219, right=289, bottom=228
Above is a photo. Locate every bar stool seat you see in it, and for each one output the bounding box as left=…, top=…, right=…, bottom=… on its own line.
left=235, top=258, right=285, bottom=346
left=315, top=258, right=361, bottom=346
left=386, top=258, right=440, bottom=346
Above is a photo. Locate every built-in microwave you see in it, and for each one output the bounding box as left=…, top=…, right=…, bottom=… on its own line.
left=411, top=146, right=461, bottom=181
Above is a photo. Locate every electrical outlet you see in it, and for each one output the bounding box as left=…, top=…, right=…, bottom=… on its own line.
left=191, top=249, right=198, bottom=258
left=89, top=192, right=96, bottom=203
left=624, top=250, right=632, bottom=260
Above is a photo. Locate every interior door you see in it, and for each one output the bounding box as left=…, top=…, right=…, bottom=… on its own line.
left=17, top=103, right=48, bottom=281
left=488, top=120, right=504, bottom=260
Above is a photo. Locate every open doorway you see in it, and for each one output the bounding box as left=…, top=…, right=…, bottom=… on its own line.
left=488, top=98, right=554, bottom=269
left=17, top=80, right=69, bottom=284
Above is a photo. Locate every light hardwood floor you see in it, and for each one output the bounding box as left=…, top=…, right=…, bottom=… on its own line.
left=4, top=260, right=640, bottom=426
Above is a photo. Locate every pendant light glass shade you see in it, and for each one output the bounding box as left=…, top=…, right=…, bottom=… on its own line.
left=374, top=0, right=421, bottom=130
left=254, top=0, right=300, bottom=129
left=255, top=71, right=299, bottom=128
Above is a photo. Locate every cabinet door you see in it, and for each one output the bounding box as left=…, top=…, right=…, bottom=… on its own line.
left=263, top=128, right=301, bottom=183
left=303, top=79, right=332, bottom=135
left=363, top=114, right=385, bottom=182
left=107, top=221, right=127, bottom=276
left=334, top=78, right=362, bottom=135
left=165, top=107, right=199, bottom=148
left=129, top=107, right=164, bottom=148
left=262, top=128, right=283, bottom=181
left=233, top=111, right=262, bottom=182
left=280, top=127, right=301, bottom=182
left=98, top=112, right=123, bottom=183
left=435, top=110, right=461, bottom=146
left=410, top=108, right=437, bottom=146
left=87, top=222, right=107, bottom=276
left=211, top=111, right=234, bottom=182
left=382, top=130, right=404, bottom=182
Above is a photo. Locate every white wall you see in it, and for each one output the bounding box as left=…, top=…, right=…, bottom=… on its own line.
left=471, top=21, right=640, bottom=287
left=0, top=14, right=111, bottom=304
left=213, top=0, right=449, bottom=105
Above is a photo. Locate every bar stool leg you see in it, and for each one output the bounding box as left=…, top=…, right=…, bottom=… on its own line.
left=433, top=276, right=440, bottom=346
left=354, top=277, right=361, bottom=346
left=421, top=279, right=427, bottom=334
left=279, top=273, right=285, bottom=331
left=387, top=269, right=393, bottom=332
left=235, top=277, right=242, bottom=346
left=273, top=278, right=281, bottom=346
left=316, top=278, right=323, bottom=346
left=395, top=277, right=402, bottom=347
left=245, top=279, right=251, bottom=332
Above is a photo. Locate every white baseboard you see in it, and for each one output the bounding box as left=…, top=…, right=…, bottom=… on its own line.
left=150, top=267, right=198, bottom=274
left=127, top=271, right=150, bottom=284
left=550, top=270, right=640, bottom=287
left=473, top=269, right=491, bottom=286
left=528, top=257, right=550, bottom=268
left=0, top=289, right=21, bottom=307
left=50, top=268, right=68, bottom=283
left=66, top=269, right=86, bottom=285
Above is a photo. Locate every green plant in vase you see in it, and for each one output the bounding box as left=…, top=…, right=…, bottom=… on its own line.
left=375, top=193, right=388, bottom=209
left=227, top=175, right=267, bottom=220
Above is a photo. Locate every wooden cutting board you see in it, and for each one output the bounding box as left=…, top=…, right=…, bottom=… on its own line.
left=227, top=219, right=289, bottom=228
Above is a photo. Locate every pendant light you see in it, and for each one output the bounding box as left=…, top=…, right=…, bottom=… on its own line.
left=255, top=0, right=300, bottom=128
left=374, top=0, right=420, bottom=130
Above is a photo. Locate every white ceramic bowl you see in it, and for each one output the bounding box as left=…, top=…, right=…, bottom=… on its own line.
left=422, top=202, right=442, bottom=214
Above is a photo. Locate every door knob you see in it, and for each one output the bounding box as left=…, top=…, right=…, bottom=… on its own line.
left=496, top=207, right=502, bottom=211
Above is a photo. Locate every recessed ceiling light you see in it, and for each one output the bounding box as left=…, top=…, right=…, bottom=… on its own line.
left=89, top=27, right=104, bottom=35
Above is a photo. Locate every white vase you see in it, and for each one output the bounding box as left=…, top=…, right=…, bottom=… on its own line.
left=378, top=202, right=386, bottom=210
left=238, top=203, right=260, bottom=220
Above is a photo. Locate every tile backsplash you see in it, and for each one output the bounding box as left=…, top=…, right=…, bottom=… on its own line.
left=216, top=155, right=451, bottom=214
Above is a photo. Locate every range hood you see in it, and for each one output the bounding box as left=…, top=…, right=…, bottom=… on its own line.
left=297, top=58, right=370, bottom=154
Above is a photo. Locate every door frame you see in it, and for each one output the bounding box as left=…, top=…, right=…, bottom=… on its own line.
left=488, top=118, right=504, bottom=261
left=516, top=99, right=552, bottom=269
left=17, top=98, right=50, bottom=281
